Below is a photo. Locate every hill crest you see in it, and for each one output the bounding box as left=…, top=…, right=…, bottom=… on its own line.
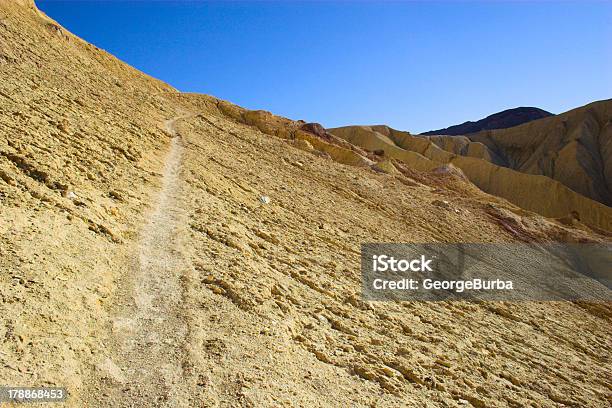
left=423, top=106, right=553, bottom=135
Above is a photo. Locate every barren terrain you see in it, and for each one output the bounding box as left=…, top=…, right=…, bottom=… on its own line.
left=0, top=2, right=610, bottom=407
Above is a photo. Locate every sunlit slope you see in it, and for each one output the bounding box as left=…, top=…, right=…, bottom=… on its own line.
left=330, top=124, right=612, bottom=232
left=168, top=97, right=612, bottom=407
left=0, top=0, right=182, bottom=400
left=0, top=2, right=610, bottom=407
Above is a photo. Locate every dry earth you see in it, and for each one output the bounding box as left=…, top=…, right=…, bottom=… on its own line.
left=330, top=123, right=612, bottom=232
left=0, top=2, right=611, bottom=407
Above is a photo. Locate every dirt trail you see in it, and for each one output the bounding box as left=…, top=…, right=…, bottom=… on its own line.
left=87, top=114, right=194, bottom=407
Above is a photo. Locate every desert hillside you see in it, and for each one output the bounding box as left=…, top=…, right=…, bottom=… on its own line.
left=466, top=100, right=612, bottom=206
left=1, top=2, right=610, bottom=407
left=412, top=101, right=612, bottom=207
left=330, top=122, right=612, bottom=233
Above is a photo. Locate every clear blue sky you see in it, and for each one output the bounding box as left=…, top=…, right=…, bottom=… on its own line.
left=37, top=1, right=612, bottom=133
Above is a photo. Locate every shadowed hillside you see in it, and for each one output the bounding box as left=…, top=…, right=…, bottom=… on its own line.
left=423, top=107, right=553, bottom=135
left=467, top=100, right=612, bottom=206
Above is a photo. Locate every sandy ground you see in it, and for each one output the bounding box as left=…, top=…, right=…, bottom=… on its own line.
left=0, top=3, right=610, bottom=407
left=85, top=114, right=196, bottom=407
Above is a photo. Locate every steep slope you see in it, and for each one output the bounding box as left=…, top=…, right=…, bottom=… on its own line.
left=0, top=0, right=184, bottom=402
left=423, top=107, right=553, bottom=136
left=1, top=2, right=611, bottom=407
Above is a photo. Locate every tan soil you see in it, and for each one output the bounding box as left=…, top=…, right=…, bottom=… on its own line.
left=0, top=2, right=610, bottom=407
left=85, top=114, right=194, bottom=407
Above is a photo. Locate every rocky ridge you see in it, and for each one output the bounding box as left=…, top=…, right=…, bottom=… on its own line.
left=468, top=100, right=612, bottom=206
left=423, top=107, right=553, bottom=136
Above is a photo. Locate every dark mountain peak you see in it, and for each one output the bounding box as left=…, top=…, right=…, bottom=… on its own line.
left=423, top=107, right=553, bottom=136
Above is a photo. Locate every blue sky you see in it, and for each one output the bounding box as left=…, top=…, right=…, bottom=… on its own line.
left=37, top=1, right=612, bottom=133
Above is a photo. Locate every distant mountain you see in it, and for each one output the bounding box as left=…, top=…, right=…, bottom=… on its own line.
left=330, top=100, right=612, bottom=232
left=331, top=99, right=612, bottom=216
left=423, top=107, right=553, bottom=135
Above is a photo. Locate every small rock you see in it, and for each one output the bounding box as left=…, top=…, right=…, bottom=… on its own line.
left=254, top=229, right=280, bottom=245
left=259, top=195, right=270, bottom=204
left=0, top=170, right=16, bottom=186
left=96, top=358, right=126, bottom=384
left=202, top=275, right=216, bottom=284
left=58, top=119, right=70, bottom=133
left=432, top=199, right=451, bottom=209
left=300, top=122, right=327, bottom=138
left=435, top=358, right=452, bottom=368
left=271, top=283, right=288, bottom=296
left=380, top=366, right=396, bottom=377
left=109, top=190, right=123, bottom=201
left=63, top=191, right=77, bottom=199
